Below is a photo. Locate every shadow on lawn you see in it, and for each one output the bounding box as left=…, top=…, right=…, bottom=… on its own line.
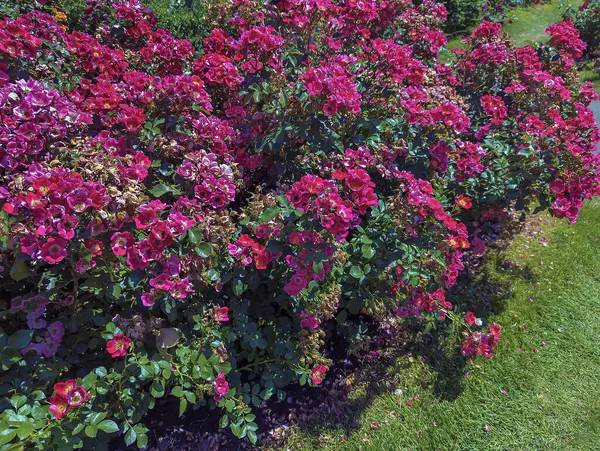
left=424, top=255, right=535, bottom=401
left=290, top=255, right=537, bottom=444
left=146, top=255, right=537, bottom=449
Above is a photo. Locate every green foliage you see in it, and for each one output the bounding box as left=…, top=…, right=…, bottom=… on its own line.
left=143, top=0, right=211, bottom=48
left=442, top=0, right=485, bottom=33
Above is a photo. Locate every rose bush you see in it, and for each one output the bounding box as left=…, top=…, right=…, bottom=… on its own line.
left=0, top=0, right=598, bottom=449
left=566, top=0, right=600, bottom=60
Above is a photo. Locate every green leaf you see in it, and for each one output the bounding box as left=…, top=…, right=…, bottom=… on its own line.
left=349, top=265, right=364, bottom=279
left=233, top=279, right=245, bottom=296
left=137, top=432, right=148, bottom=449
left=312, top=261, right=323, bottom=274
left=361, top=244, right=375, bottom=259
left=150, top=381, right=165, bottom=398
left=219, top=415, right=229, bottom=428
left=184, top=391, right=196, bottom=403
left=187, top=227, right=201, bottom=244
left=230, top=423, right=243, bottom=438
left=111, top=284, right=121, bottom=298
left=0, top=427, right=17, bottom=446
left=16, top=423, right=32, bottom=440
left=10, top=253, right=31, bottom=282
left=259, top=207, right=279, bottom=223
left=9, top=396, right=27, bottom=410
left=178, top=398, right=187, bottom=417
left=97, top=420, right=119, bottom=434
left=134, top=424, right=149, bottom=435
left=195, top=242, right=213, bottom=258
left=248, top=429, right=257, bottom=444
left=124, top=427, right=137, bottom=446
left=84, top=425, right=98, bottom=438
left=7, top=330, right=33, bottom=349
left=171, top=386, right=184, bottom=398
left=149, top=184, right=177, bottom=198
left=82, top=372, right=97, bottom=390
left=87, top=412, right=107, bottom=425
left=70, top=436, right=84, bottom=449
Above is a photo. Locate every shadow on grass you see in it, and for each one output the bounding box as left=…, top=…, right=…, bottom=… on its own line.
left=426, top=253, right=537, bottom=401
left=147, top=253, right=537, bottom=449
left=290, top=254, right=538, bottom=443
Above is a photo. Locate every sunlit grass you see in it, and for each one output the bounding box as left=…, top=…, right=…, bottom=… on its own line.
left=444, top=0, right=584, bottom=51
left=580, top=65, right=600, bottom=93
left=502, top=0, right=584, bottom=47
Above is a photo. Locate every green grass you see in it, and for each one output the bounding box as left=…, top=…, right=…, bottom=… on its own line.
left=502, top=0, right=583, bottom=47
left=580, top=63, right=600, bottom=93
left=289, top=203, right=600, bottom=450
left=446, top=0, right=583, bottom=50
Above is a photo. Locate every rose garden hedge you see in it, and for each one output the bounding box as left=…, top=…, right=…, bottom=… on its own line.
left=568, top=0, right=600, bottom=60
left=0, top=0, right=599, bottom=449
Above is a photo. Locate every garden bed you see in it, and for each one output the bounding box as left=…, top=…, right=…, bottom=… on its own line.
left=0, top=1, right=598, bottom=450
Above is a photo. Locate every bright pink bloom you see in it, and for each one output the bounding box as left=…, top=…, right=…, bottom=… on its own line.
left=311, top=364, right=327, bottom=385
left=455, top=195, right=472, bottom=209
left=141, top=292, right=156, bottom=307
left=41, top=236, right=68, bottom=263
left=106, top=333, right=131, bottom=358
left=84, top=239, right=103, bottom=257
left=298, top=311, right=320, bottom=329
left=465, top=311, right=476, bottom=326
left=111, top=232, right=134, bottom=256
left=213, top=306, right=229, bottom=323
left=49, top=395, right=70, bottom=419
left=213, top=370, right=229, bottom=401
left=66, top=386, right=91, bottom=407
left=53, top=379, right=77, bottom=399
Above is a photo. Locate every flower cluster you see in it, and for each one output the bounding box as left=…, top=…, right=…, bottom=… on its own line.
left=0, top=80, right=91, bottom=170
left=49, top=380, right=92, bottom=419
left=299, top=62, right=362, bottom=116
left=567, top=0, right=599, bottom=62
left=286, top=170, right=377, bottom=241
left=176, top=150, right=236, bottom=209
left=545, top=20, right=587, bottom=60
left=228, top=232, right=280, bottom=270
left=461, top=323, right=501, bottom=358
left=480, top=95, right=507, bottom=124
left=284, top=231, right=335, bottom=297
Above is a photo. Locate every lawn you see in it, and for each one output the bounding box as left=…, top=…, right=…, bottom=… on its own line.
left=502, top=0, right=583, bottom=47
left=288, top=202, right=600, bottom=450
left=580, top=63, right=600, bottom=93
left=446, top=0, right=584, bottom=50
